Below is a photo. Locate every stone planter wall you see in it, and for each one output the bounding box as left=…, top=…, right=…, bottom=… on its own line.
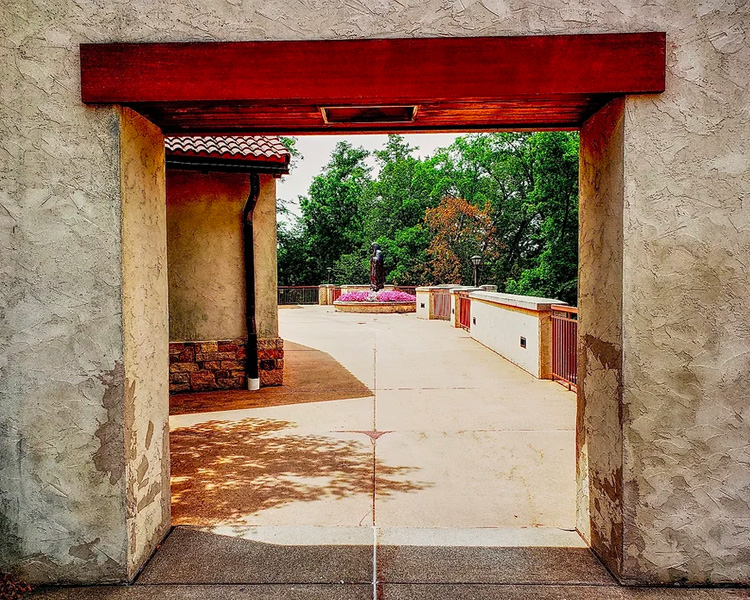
left=333, top=301, right=415, bottom=314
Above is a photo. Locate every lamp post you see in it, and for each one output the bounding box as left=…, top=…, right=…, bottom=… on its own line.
left=470, top=255, right=482, bottom=287
left=327, top=267, right=333, bottom=284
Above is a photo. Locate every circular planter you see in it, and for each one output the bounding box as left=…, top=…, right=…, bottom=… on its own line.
left=333, top=301, right=416, bottom=314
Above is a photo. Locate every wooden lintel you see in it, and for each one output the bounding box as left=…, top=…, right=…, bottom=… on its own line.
left=80, top=33, right=666, bottom=105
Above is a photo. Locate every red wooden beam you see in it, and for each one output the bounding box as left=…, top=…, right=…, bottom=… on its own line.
left=80, top=33, right=665, bottom=105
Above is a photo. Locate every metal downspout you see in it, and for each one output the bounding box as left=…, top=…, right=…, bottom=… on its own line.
left=243, top=173, right=261, bottom=390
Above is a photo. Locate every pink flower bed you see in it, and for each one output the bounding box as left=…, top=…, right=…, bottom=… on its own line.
left=338, top=290, right=416, bottom=303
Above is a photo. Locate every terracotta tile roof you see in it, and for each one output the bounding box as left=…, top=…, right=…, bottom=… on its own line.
left=165, top=135, right=290, bottom=164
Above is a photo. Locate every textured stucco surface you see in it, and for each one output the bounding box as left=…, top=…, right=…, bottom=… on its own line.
left=166, top=171, right=278, bottom=342
left=167, top=170, right=249, bottom=342
left=2, top=0, right=749, bottom=585
left=1, top=11, right=127, bottom=586
left=620, top=48, right=750, bottom=586
left=119, top=108, right=170, bottom=578
left=578, top=98, right=626, bottom=575
left=254, top=175, right=280, bottom=340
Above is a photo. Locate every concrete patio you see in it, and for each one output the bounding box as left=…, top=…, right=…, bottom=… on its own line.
left=28, top=307, right=750, bottom=598
left=170, top=304, right=579, bottom=534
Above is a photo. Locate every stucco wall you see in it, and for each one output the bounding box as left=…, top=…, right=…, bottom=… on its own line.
left=166, top=170, right=278, bottom=342
left=578, top=98, right=626, bottom=575
left=415, top=289, right=430, bottom=319
left=621, top=57, right=750, bottom=585
left=167, top=170, right=249, bottom=342
left=254, top=174, right=279, bottom=340
left=2, top=0, right=749, bottom=585
left=469, top=293, right=560, bottom=379
left=119, top=108, right=171, bottom=578
left=1, top=9, right=127, bottom=582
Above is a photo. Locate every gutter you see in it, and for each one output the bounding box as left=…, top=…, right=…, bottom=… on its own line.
left=166, top=155, right=290, bottom=176
left=243, top=173, right=261, bottom=390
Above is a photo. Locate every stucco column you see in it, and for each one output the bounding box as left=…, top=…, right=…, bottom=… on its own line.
left=119, top=107, right=171, bottom=579
left=253, top=174, right=279, bottom=340
left=0, top=106, right=170, bottom=584
left=577, top=97, right=626, bottom=577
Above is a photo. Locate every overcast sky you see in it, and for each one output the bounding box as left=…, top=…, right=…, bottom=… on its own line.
left=277, top=134, right=461, bottom=221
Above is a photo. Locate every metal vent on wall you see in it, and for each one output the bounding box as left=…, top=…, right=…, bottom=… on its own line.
left=321, top=105, right=417, bottom=124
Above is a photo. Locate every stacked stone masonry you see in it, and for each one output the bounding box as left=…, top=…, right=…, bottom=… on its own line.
left=257, top=337, right=284, bottom=386
left=169, top=338, right=283, bottom=392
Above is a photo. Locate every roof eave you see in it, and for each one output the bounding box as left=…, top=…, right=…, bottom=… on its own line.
left=166, top=155, right=290, bottom=175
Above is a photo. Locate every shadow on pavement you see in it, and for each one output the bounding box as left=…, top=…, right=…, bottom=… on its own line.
left=171, top=417, right=429, bottom=526
left=170, top=341, right=372, bottom=416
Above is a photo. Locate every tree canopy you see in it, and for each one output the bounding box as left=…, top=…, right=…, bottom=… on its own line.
left=277, top=132, right=580, bottom=304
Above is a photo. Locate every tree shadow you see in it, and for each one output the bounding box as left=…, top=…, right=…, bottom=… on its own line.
left=171, top=417, right=429, bottom=526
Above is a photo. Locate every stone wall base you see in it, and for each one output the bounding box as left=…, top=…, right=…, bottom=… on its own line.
left=169, top=337, right=284, bottom=393
left=258, top=338, right=284, bottom=386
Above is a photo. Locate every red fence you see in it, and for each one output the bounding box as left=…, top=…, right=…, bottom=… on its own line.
left=394, top=286, right=417, bottom=296
left=278, top=286, right=319, bottom=305
left=330, top=287, right=342, bottom=302
left=457, top=291, right=472, bottom=330
left=432, top=289, right=452, bottom=320
left=551, top=305, right=578, bottom=391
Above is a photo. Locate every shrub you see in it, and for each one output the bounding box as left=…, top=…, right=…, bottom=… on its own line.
left=338, top=290, right=416, bottom=303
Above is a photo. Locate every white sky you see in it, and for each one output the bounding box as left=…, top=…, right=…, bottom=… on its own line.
left=277, top=134, right=461, bottom=221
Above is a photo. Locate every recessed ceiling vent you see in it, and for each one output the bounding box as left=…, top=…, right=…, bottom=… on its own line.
left=321, top=105, right=417, bottom=124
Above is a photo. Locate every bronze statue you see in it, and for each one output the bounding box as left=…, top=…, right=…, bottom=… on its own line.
left=370, top=242, right=385, bottom=291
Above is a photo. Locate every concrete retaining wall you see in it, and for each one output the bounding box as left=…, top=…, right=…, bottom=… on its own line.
left=469, top=292, right=562, bottom=379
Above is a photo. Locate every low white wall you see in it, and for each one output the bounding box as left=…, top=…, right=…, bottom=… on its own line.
left=416, top=288, right=430, bottom=319
left=469, top=292, right=563, bottom=379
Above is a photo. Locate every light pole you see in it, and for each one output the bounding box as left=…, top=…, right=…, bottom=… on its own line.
left=470, top=255, right=482, bottom=287
left=327, top=267, right=333, bottom=284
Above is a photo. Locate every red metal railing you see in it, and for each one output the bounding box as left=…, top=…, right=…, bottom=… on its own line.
left=457, top=291, right=472, bottom=330
left=330, top=287, right=342, bottom=302
left=432, top=289, right=452, bottom=320
left=278, top=286, right=319, bottom=305
left=394, top=286, right=417, bottom=296
left=551, top=305, right=578, bottom=391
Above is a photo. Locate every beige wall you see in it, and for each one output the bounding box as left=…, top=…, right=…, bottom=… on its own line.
left=2, top=0, right=749, bottom=586
left=578, top=98, right=626, bottom=574
left=254, top=174, right=280, bottom=340
left=119, top=108, right=171, bottom=577
left=469, top=292, right=561, bottom=379
left=166, top=170, right=278, bottom=343
left=167, top=170, right=248, bottom=342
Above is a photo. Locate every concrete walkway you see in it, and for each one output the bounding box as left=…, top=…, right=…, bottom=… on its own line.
left=28, top=307, right=750, bottom=598
left=170, top=304, right=579, bottom=536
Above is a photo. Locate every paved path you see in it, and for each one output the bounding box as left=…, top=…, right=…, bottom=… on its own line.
left=171, top=304, right=579, bottom=535
left=28, top=307, right=750, bottom=597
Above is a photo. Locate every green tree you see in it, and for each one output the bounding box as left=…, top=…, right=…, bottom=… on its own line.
left=365, top=135, right=447, bottom=284
left=430, top=132, right=579, bottom=302
left=277, top=132, right=580, bottom=303
left=295, top=141, right=372, bottom=283
left=332, top=252, right=369, bottom=285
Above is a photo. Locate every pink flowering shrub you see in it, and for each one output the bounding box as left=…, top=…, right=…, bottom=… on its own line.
left=338, top=291, right=372, bottom=302
left=377, top=290, right=416, bottom=302
left=338, top=290, right=416, bottom=303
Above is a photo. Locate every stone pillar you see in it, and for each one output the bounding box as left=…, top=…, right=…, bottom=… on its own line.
left=319, top=284, right=330, bottom=305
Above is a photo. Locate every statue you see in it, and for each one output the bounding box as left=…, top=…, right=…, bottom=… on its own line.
left=370, top=242, right=385, bottom=291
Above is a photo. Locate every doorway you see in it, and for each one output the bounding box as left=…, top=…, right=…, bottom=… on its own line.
left=80, top=33, right=665, bottom=585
